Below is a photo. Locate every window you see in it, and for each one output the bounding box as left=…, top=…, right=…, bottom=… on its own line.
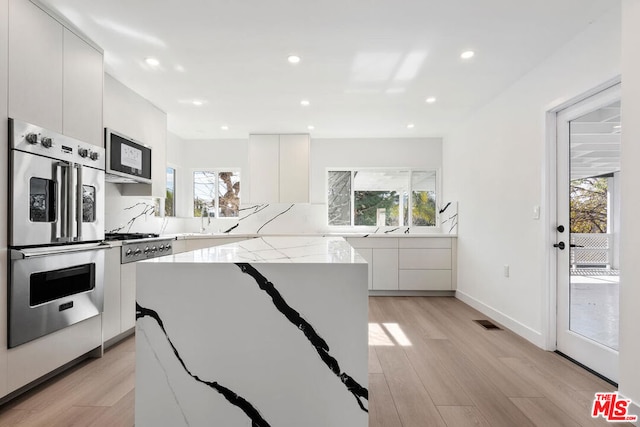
left=165, top=167, right=175, bottom=217
left=193, top=170, right=240, bottom=218
left=328, top=169, right=436, bottom=227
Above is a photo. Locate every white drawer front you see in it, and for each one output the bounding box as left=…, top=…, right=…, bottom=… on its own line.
left=346, top=237, right=398, bottom=249
left=398, top=238, right=452, bottom=249
left=399, top=269, right=452, bottom=290
left=399, top=248, right=451, bottom=269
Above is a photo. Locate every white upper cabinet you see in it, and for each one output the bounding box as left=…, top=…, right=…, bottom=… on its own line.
left=63, top=28, right=103, bottom=147
left=279, top=134, right=310, bottom=203
left=8, top=0, right=103, bottom=147
left=248, top=134, right=280, bottom=203
left=8, top=0, right=63, bottom=132
left=248, top=134, right=310, bottom=203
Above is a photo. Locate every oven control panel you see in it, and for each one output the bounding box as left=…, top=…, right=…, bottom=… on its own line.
left=121, top=239, right=174, bottom=264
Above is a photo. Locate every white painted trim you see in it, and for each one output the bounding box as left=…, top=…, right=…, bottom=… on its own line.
left=618, top=392, right=640, bottom=424
left=544, top=111, right=558, bottom=351
left=455, top=290, right=545, bottom=348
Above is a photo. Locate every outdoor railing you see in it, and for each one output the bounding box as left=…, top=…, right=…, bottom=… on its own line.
left=570, top=233, right=612, bottom=268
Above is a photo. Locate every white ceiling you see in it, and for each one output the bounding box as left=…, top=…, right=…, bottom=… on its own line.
left=38, top=0, right=617, bottom=140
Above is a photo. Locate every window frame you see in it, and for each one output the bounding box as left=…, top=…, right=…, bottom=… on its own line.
left=191, top=168, right=241, bottom=219
left=165, top=166, right=176, bottom=217
left=326, top=167, right=440, bottom=228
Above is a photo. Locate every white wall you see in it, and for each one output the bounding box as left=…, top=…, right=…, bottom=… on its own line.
left=443, top=6, right=621, bottom=347
left=619, top=0, right=640, bottom=409
left=310, top=138, right=442, bottom=204
left=166, top=135, right=248, bottom=218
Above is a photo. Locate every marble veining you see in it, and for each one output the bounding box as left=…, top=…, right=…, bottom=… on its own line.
left=136, top=302, right=272, bottom=427
left=108, top=201, right=157, bottom=233
left=439, top=201, right=458, bottom=234
left=235, top=263, right=369, bottom=412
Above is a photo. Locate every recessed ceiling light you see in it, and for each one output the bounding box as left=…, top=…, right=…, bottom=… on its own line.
left=288, top=55, right=301, bottom=64
left=221, top=125, right=229, bottom=131
left=407, top=123, right=415, bottom=129
left=425, top=97, right=437, bottom=104
left=192, top=100, right=204, bottom=106
left=307, top=125, right=315, bottom=130
left=145, top=57, right=160, bottom=66
left=460, top=51, right=475, bottom=59
left=300, top=99, right=310, bottom=106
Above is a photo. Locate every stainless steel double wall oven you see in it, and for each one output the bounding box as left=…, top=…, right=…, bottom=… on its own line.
left=8, top=118, right=106, bottom=348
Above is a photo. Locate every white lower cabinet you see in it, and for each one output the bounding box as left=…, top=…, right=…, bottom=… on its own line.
left=120, top=262, right=137, bottom=332
left=372, top=248, right=399, bottom=290
left=7, top=316, right=102, bottom=393
left=102, top=247, right=122, bottom=341
left=347, top=237, right=456, bottom=292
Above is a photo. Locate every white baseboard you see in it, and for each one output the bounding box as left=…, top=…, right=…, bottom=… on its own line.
left=627, top=399, right=639, bottom=426
left=455, top=290, right=545, bottom=348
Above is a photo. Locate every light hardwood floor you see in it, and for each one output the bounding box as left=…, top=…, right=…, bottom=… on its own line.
left=0, top=297, right=629, bottom=426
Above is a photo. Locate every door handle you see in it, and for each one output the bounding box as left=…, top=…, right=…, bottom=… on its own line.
left=76, top=164, right=83, bottom=241
left=554, top=242, right=566, bottom=250
left=570, top=244, right=584, bottom=248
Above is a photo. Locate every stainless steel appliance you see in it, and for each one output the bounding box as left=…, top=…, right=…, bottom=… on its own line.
left=8, top=118, right=107, bottom=348
left=9, top=244, right=105, bottom=348
left=104, top=233, right=174, bottom=263
left=104, top=128, right=152, bottom=184
left=10, top=118, right=105, bottom=247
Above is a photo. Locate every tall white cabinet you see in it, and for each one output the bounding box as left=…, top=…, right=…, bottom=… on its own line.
left=248, top=134, right=310, bottom=203
left=8, top=0, right=103, bottom=146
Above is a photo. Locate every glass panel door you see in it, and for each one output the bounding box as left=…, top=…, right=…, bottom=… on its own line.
left=556, top=84, right=620, bottom=383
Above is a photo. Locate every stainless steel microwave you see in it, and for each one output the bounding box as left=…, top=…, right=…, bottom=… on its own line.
left=104, top=128, right=152, bottom=184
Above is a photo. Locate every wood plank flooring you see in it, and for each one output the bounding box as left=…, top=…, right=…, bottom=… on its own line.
left=0, top=297, right=628, bottom=426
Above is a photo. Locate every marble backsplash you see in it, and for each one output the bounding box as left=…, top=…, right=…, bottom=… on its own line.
left=105, top=185, right=457, bottom=236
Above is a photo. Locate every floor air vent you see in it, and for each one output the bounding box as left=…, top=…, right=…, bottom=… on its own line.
left=474, top=319, right=501, bottom=330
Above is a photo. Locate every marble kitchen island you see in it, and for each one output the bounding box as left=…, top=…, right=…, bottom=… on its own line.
left=135, top=236, right=369, bottom=427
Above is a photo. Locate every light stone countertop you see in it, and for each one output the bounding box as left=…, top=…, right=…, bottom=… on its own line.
left=142, top=236, right=367, bottom=264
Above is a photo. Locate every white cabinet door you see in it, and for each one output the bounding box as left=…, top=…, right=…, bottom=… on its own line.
left=372, top=248, right=398, bottom=290
left=8, top=0, right=63, bottom=132
left=248, top=134, right=280, bottom=203
left=120, top=263, right=136, bottom=332
left=279, top=134, right=309, bottom=203
left=63, top=29, right=103, bottom=147
left=102, top=247, right=122, bottom=341
left=399, top=248, right=452, bottom=269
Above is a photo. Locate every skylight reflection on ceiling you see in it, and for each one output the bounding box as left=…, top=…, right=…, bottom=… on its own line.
left=91, top=17, right=166, bottom=47
left=350, top=52, right=402, bottom=82
left=392, top=51, right=427, bottom=81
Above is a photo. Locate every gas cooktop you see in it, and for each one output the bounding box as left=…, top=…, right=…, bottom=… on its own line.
left=104, top=232, right=159, bottom=241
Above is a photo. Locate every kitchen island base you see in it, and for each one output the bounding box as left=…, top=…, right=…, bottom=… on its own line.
left=135, top=237, right=368, bottom=427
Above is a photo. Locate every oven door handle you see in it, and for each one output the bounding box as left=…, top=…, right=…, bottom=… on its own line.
left=56, top=161, right=71, bottom=242
left=76, top=164, right=83, bottom=241
left=10, top=244, right=108, bottom=260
